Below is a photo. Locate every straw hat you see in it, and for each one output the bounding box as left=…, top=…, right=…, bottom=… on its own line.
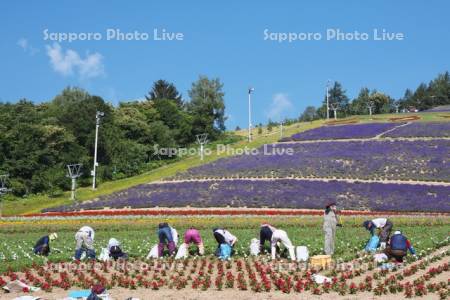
left=49, top=233, right=58, bottom=241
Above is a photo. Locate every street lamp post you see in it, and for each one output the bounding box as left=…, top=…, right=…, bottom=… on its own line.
left=248, top=87, right=254, bottom=142
left=280, top=122, right=283, bottom=138
left=326, top=80, right=331, bottom=120
left=0, top=174, right=11, bottom=218
left=92, top=111, right=104, bottom=190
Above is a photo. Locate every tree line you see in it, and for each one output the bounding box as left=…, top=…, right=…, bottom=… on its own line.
left=0, top=76, right=227, bottom=196
left=299, top=71, right=450, bottom=122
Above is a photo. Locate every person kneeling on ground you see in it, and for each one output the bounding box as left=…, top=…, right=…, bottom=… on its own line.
left=33, top=233, right=58, bottom=256
left=384, top=230, right=416, bottom=263
left=74, top=226, right=96, bottom=260
left=213, top=228, right=237, bottom=259
left=183, top=227, right=204, bottom=255
left=363, top=217, right=393, bottom=249
left=108, top=238, right=128, bottom=261
left=157, top=223, right=177, bottom=257
left=270, top=229, right=296, bottom=261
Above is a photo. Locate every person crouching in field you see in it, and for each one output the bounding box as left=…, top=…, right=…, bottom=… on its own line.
left=157, top=223, right=178, bottom=257
left=33, top=233, right=58, bottom=256
left=363, top=218, right=393, bottom=249
left=74, top=226, right=96, bottom=260
left=213, top=228, right=238, bottom=259
left=384, top=230, right=416, bottom=263
left=183, top=227, right=204, bottom=255
left=270, top=228, right=296, bottom=261
left=259, top=223, right=279, bottom=254
left=323, top=202, right=342, bottom=255
left=108, top=238, right=128, bottom=260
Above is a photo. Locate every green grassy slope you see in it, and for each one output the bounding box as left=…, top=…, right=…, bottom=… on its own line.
left=2, top=119, right=325, bottom=215
left=2, top=112, right=448, bottom=216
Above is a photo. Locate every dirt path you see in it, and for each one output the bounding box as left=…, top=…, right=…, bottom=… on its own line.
left=341, top=245, right=450, bottom=285
left=3, top=246, right=448, bottom=300
left=374, top=122, right=411, bottom=139
left=4, top=287, right=443, bottom=300
left=158, top=176, right=450, bottom=187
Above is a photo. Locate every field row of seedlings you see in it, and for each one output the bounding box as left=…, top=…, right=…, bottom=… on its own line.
left=0, top=238, right=448, bottom=298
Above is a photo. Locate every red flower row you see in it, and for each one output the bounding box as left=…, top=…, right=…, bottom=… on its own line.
left=22, top=208, right=449, bottom=218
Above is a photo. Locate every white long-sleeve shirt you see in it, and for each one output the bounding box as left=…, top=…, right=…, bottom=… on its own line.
left=214, top=229, right=237, bottom=246
left=171, top=227, right=179, bottom=245
left=77, top=226, right=95, bottom=240
left=371, top=218, right=387, bottom=228
left=271, top=229, right=295, bottom=260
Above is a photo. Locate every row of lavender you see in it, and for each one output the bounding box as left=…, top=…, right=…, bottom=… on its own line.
left=43, top=179, right=450, bottom=212
left=286, top=122, right=401, bottom=141
left=383, top=122, right=450, bottom=138
left=178, top=140, right=449, bottom=182
left=282, top=122, right=450, bottom=142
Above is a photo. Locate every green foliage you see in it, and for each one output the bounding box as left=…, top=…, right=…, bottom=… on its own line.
left=400, top=72, right=450, bottom=110
left=146, top=79, right=183, bottom=107
left=318, top=81, right=350, bottom=118
left=314, top=72, right=450, bottom=118
left=0, top=216, right=448, bottom=273
left=187, top=76, right=226, bottom=139
left=0, top=77, right=228, bottom=198
left=350, top=89, right=393, bottom=115
left=299, top=106, right=318, bottom=122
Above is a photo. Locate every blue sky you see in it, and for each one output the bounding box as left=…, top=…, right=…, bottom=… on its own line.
left=0, top=1, right=449, bottom=129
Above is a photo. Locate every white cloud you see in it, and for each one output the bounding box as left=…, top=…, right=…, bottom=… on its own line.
left=266, top=93, right=294, bottom=121
left=17, top=38, right=39, bottom=55
left=17, top=38, right=28, bottom=49
left=45, top=43, right=104, bottom=79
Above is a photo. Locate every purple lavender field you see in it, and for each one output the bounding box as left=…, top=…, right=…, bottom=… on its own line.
left=43, top=179, right=450, bottom=212
left=289, top=123, right=402, bottom=141
left=383, top=122, right=450, bottom=138
left=179, top=140, right=450, bottom=182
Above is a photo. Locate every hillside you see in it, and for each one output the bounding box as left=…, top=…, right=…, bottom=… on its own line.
left=39, top=112, right=450, bottom=214
left=2, top=118, right=324, bottom=215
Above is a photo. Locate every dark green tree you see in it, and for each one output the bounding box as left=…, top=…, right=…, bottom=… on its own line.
left=187, top=76, right=226, bottom=139
left=299, top=106, right=318, bottom=122
left=146, top=79, right=183, bottom=107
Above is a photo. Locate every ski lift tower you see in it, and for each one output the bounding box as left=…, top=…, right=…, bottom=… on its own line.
left=0, top=174, right=11, bottom=217
left=330, top=103, right=339, bottom=120
left=67, top=164, right=82, bottom=202
left=196, top=133, right=208, bottom=161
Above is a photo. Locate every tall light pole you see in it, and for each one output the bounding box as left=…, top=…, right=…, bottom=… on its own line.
left=326, top=80, right=331, bottom=120
left=92, top=111, right=104, bottom=190
left=248, top=87, right=254, bottom=142
left=0, top=174, right=10, bottom=218
left=280, top=121, right=283, bottom=138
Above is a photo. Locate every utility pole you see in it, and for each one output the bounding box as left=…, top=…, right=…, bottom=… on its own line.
left=92, top=111, right=104, bottom=190
left=248, top=87, right=254, bottom=142
left=280, top=122, right=283, bottom=138
left=326, top=80, right=331, bottom=120
left=0, top=174, right=11, bottom=218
